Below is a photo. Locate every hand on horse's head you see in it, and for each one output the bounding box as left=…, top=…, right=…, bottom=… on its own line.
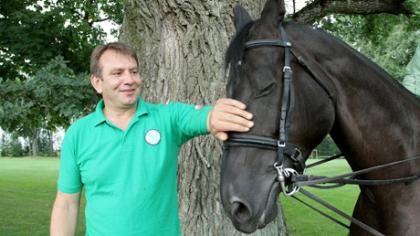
left=207, top=98, right=254, bottom=141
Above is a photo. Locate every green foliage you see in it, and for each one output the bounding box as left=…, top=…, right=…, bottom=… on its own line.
left=0, top=56, right=98, bottom=134
left=0, top=0, right=123, bottom=79
left=320, top=0, right=420, bottom=81
left=316, top=135, right=340, bottom=157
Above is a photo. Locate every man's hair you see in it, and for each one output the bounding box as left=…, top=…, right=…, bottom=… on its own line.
left=90, top=42, right=139, bottom=77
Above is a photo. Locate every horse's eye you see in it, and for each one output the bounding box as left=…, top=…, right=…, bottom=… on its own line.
left=255, top=82, right=276, bottom=98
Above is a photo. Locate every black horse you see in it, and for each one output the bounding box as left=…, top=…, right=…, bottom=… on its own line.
left=221, top=0, right=420, bottom=235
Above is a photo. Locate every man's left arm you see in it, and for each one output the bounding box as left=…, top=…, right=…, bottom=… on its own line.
left=207, top=98, right=254, bottom=141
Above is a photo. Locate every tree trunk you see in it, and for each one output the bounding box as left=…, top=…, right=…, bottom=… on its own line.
left=31, top=129, right=39, bottom=157
left=48, top=130, right=54, bottom=156
left=120, top=0, right=287, bottom=235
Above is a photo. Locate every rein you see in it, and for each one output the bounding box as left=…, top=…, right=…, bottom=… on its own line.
left=295, top=154, right=420, bottom=188
left=223, top=23, right=420, bottom=236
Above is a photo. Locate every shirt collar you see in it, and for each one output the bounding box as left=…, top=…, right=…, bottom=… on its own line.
left=93, top=97, right=149, bottom=127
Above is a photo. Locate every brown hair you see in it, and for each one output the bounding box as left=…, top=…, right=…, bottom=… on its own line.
left=90, top=42, right=139, bottom=77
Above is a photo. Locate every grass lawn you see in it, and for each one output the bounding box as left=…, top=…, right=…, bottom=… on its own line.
left=0, top=157, right=86, bottom=236
left=0, top=157, right=358, bottom=235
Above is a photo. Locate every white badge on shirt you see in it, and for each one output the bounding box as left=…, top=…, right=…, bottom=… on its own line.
left=145, top=129, right=161, bottom=145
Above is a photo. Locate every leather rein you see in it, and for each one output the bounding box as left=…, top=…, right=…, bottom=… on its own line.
left=223, top=24, right=420, bottom=236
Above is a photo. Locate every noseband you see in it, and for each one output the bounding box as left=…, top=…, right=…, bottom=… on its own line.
left=224, top=25, right=334, bottom=196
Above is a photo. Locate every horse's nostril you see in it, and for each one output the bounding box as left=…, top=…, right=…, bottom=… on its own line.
left=231, top=201, right=253, bottom=223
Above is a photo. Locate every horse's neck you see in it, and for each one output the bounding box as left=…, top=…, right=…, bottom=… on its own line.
left=319, top=37, right=420, bottom=168
left=290, top=24, right=420, bottom=167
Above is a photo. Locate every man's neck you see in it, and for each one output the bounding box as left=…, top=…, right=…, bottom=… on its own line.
left=103, top=103, right=137, bottom=131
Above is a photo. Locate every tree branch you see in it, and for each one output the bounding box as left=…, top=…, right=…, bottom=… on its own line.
left=292, top=0, right=413, bottom=24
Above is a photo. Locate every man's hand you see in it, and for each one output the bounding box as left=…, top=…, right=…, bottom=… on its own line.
left=207, top=98, right=253, bottom=141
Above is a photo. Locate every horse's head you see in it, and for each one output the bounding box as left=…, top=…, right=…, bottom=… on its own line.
left=221, top=0, right=336, bottom=233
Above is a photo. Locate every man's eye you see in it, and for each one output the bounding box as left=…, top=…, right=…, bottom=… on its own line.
left=131, top=70, right=138, bottom=74
left=112, top=72, right=122, bottom=76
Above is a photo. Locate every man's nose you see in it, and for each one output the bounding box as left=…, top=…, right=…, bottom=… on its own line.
left=122, top=71, right=138, bottom=84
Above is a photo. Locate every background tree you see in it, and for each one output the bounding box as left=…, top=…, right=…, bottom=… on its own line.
left=0, top=57, right=98, bottom=155
left=0, top=0, right=123, bottom=79
left=316, top=0, right=419, bottom=81
left=0, top=0, right=123, bottom=155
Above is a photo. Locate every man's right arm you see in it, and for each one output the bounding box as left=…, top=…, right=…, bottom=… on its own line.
left=50, top=191, right=81, bottom=236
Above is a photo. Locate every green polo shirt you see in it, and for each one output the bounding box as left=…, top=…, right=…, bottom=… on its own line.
left=58, top=98, right=211, bottom=236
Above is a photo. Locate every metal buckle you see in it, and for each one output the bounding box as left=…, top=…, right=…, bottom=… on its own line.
left=277, top=140, right=286, bottom=148
left=283, top=66, right=292, bottom=73
left=290, top=148, right=302, bottom=162
left=274, top=162, right=300, bottom=196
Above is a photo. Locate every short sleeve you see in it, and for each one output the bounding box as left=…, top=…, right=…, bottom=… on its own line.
left=170, top=103, right=212, bottom=144
left=57, top=127, right=82, bottom=193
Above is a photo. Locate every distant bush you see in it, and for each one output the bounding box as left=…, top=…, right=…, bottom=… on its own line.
left=1, top=134, right=29, bottom=157
left=316, top=135, right=340, bottom=157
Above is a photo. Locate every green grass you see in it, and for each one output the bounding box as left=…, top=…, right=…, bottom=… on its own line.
left=0, top=157, right=358, bottom=235
left=281, top=159, right=359, bottom=236
left=0, top=157, right=86, bottom=236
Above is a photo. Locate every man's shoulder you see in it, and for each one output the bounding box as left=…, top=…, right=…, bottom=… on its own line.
left=66, top=112, right=97, bottom=134
left=142, top=100, right=176, bottom=115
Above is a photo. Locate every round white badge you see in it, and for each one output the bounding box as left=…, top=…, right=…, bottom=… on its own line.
left=145, top=129, right=161, bottom=145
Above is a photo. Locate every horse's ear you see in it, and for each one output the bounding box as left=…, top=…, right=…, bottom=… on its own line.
left=233, top=5, right=252, bottom=32
left=260, top=0, right=285, bottom=27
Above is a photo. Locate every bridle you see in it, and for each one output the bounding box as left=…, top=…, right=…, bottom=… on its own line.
left=223, top=23, right=420, bottom=236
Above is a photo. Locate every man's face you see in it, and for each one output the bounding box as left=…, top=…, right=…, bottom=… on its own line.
left=91, top=50, right=142, bottom=109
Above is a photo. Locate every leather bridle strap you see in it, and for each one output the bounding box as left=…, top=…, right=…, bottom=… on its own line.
left=225, top=134, right=279, bottom=150
left=245, top=39, right=291, bottom=48
left=278, top=25, right=293, bottom=149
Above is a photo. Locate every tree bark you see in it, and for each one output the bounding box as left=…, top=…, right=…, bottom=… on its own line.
left=120, top=0, right=287, bottom=235
left=293, top=0, right=412, bottom=24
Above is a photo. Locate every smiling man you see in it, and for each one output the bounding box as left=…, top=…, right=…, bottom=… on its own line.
left=50, top=42, right=253, bottom=236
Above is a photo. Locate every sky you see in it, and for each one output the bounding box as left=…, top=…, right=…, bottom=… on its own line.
left=285, top=0, right=307, bottom=13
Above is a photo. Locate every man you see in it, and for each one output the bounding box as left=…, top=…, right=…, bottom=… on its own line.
left=50, top=42, right=253, bottom=236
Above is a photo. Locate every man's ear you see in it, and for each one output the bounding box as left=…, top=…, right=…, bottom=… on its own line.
left=233, top=5, right=253, bottom=32
left=90, top=75, right=103, bottom=94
